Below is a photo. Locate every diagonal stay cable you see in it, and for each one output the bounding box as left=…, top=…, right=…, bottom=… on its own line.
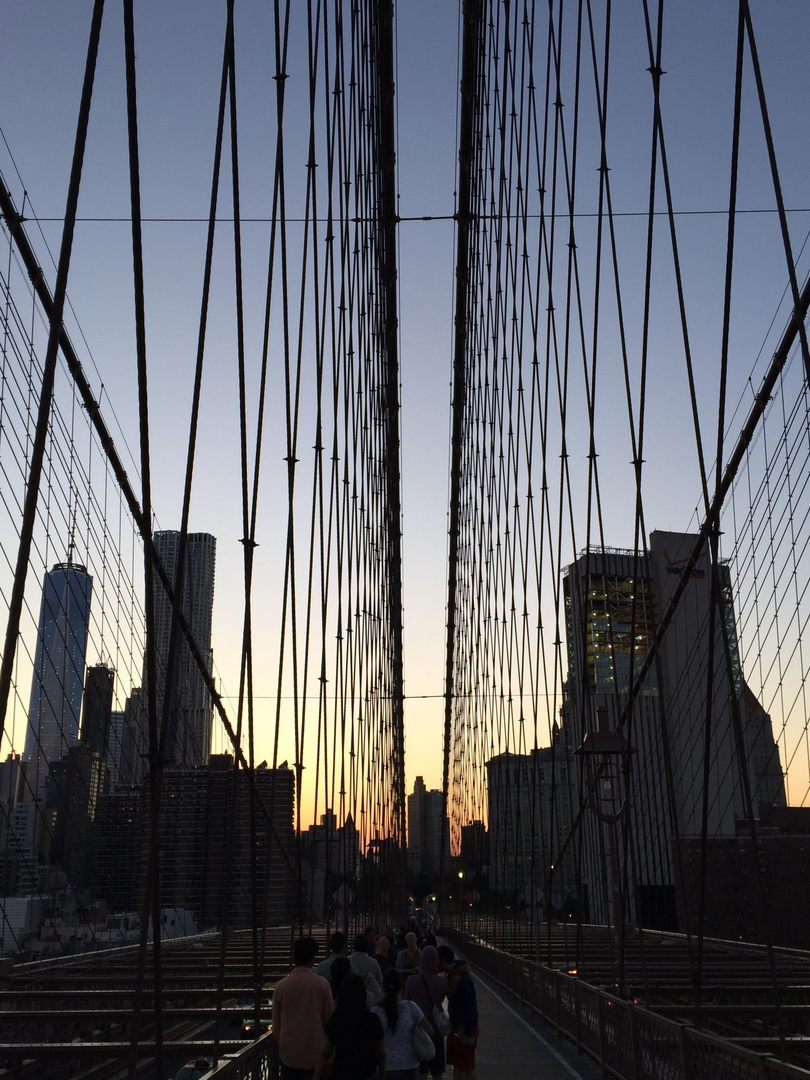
left=616, top=274, right=810, bottom=739
left=120, top=1, right=165, bottom=1073
left=0, top=174, right=300, bottom=883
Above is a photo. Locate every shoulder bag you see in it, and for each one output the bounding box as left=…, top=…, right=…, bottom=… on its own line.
left=421, top=974, right=452, bottom=1037
left=410, top=1003, right=436, bottom=1062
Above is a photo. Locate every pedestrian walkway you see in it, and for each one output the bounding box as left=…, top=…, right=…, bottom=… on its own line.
left=469, top=968, right=604, bottom=1080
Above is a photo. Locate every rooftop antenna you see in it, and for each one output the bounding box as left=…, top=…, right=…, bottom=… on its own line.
left=66, top=502, right=76, bottom=564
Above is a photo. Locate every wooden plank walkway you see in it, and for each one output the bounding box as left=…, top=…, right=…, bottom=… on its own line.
left=466, top=967, right=604, bottom=1080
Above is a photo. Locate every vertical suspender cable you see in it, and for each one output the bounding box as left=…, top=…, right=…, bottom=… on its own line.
left=0, top=0, right=106, bottom=745
left=371, top=0, right=406, bottom=906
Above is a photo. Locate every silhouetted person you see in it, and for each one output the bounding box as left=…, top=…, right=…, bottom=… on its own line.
left=316, top=972, right=385, bottom=1080
left=437, top=946, right=478, bottom=1080
left=273, top=936, right=334, bottom=1080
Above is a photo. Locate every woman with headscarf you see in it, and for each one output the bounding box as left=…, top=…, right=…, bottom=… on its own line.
left=405, top=945, right=447, bottom=1080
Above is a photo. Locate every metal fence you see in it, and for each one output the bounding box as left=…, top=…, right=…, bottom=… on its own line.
left=200, top=935, right=810, bottom=1080
left=455, top=935, right=810, bottom=1080
left=208, top=1036, right=277, bottom=1080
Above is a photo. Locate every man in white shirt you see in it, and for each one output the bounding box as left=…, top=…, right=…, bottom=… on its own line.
left=273, top=936, right=334, bottom=1080
left=348, top=933, right=383, bottom=1002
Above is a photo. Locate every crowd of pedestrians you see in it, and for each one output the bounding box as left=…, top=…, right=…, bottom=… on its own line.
left=271, top=921, right=479, bottom=1080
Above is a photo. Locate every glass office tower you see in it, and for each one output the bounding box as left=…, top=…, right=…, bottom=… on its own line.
left=23, top=562, right=93, bottom=798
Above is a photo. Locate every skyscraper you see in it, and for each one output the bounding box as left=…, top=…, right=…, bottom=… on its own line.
left=46, top=744, right=104, bottom=892
left=561, top=530, right=786, bottom=929
left=485, top=736, right=576, bottom=914
left=407, top=776, right=449, bottom=881
left=106, top=708, right=126, bottom=793
left=80, top=664, right=114, bottom=763
left=92, top=757, right=295, bottom=928
left=485, top=753, right=535, bottom=894
left=116, top=688, right=145, bottom=788
left=149, top=531, right=216, bottom=769
left=23, top=562, right=93, bottom=799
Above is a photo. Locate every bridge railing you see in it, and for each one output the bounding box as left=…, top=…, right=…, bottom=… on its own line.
left=451, top=933, right=810, bottom=1080
left=207, top=1036, right=277, bottom=1080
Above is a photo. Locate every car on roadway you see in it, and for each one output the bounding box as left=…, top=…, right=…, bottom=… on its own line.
left=232, top=993, right=272, bottom=1024
left=241, top=1007, right=272, bottom=1036
left=172, top=1057, right=213, bottom=1080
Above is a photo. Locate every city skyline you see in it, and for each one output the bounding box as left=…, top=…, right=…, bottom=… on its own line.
left=1, top=2, right=807, bottom=812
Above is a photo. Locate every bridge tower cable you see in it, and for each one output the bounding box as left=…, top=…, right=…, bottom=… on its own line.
left=370, top=0, right=407, bottom=909
left=443, top=0, right=484, bottom=900
left=121, top=0, right=161, bottom=1065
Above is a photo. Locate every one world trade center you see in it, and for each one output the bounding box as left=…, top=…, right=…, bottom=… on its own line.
left=23, top=562, right=93, bottom=799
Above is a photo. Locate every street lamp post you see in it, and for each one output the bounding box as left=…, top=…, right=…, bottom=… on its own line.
left=458, top=871, right=465, bottom=934
left=575, top=705, right=634, bottom=994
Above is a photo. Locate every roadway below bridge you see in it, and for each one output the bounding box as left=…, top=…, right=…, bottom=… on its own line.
left=0, top=927, right=309, bottom=1078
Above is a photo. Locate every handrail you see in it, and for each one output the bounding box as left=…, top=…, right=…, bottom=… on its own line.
left=448, top=932, right=810, bottom=1080
left=207, top=1033, right=277, bottom=1079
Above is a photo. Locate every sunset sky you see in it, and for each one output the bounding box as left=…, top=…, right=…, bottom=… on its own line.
left=2, top=2, right=810, bottom=822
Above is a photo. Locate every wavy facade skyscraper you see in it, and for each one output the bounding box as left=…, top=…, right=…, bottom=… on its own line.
left=23, top=562, right=93, bottom=799
left=149, top=531, right=216, bottom=770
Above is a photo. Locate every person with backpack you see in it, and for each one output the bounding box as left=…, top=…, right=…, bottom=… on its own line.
left=404, top=945, right=448, bottom=1079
